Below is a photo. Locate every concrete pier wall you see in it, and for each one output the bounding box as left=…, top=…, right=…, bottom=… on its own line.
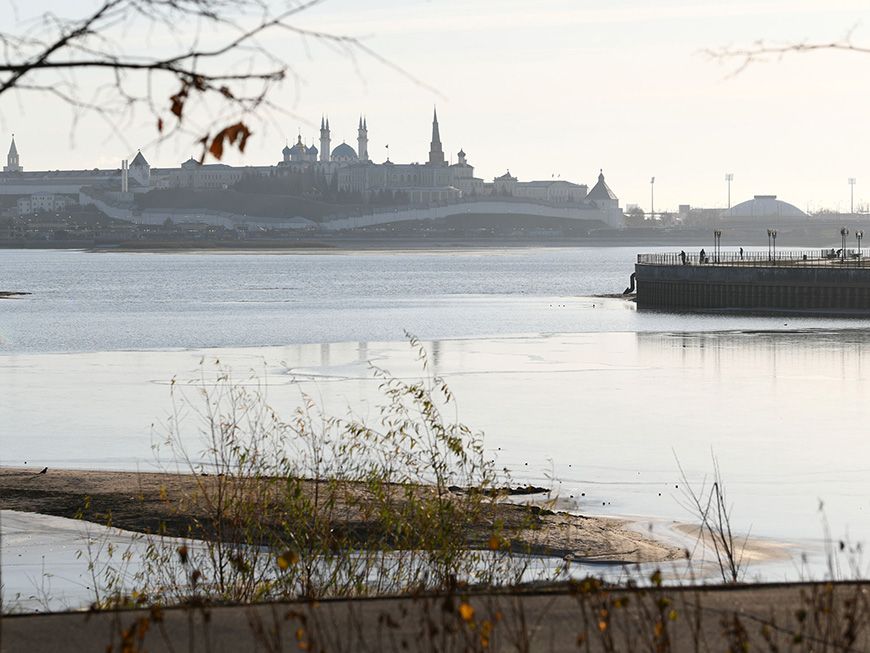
left=635, top=263, right=870, bottom=311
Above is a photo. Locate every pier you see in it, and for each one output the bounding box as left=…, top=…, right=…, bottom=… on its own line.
left=635, top=250, right=870, bottom=313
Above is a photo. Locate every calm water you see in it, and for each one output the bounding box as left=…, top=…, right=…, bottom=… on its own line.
left=3, top=247, right=870, bottom=582
left=0, top=247, right=863, bottom=353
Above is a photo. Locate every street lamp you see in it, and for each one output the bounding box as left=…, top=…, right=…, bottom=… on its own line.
left=849, top=178, right=856, bottom=215
left=650, top=177, right=655, bottom=221
left=841, top=227, right=850, bottom=261
left=771, top=229, right=777, bottom=262
left=767, top=228, right=774, bottom=261
left=725, top=173, right=734, bottom=210
left=857, top=230, right=864, bottom=261
left=713, top=229, right=722, bottom=262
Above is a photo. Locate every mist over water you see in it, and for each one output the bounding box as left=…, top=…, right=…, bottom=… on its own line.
left=3, top=247, right=870, bottom=581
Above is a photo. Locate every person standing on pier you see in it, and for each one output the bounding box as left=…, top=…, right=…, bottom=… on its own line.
left=699, top=248, right=707, bottom=264
left=680, top=250, right=687, bottom=265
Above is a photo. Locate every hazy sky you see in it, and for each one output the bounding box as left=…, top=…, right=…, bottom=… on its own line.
left=2, top=0, right=870, bottom=212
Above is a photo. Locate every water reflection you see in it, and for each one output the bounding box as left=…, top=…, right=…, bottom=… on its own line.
left=4, top=331, right=870, bottom=580
left=638, top=330, right=870, bottom=384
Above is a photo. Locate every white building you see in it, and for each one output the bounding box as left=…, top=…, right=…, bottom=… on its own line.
left=0, top=109, right=623, bottom=226
left=17, top=193, right=72, bottom=214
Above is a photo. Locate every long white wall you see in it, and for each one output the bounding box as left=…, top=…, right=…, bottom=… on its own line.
left=319, top=200, right=623, bottom=230
left=80, top=187, right=624, bottom=231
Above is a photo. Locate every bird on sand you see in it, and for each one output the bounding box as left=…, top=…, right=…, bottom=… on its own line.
left=37, top=467, right=47, bottom=475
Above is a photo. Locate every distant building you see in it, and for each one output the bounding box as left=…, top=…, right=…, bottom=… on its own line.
left=0, top=108, right=624, bottom=227
left=724, top=195, right=807, bottom=220
left=17, top=193, right=72, bottom=214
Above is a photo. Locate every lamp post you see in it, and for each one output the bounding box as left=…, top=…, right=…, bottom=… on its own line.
left=841, top=227, right=850, bottom=262
left=857, top=230, right=864, bottom=261
left=771, top=229, right=777, bottom=262
left=849, top=178, right=856, bottom=215
left=650, top=176, right=655, bottom=221
left=713, top=229, right=722, bottom=263
left=767, top=228, right=773, bottom=261
left=725, top=173, right=733, bottom=210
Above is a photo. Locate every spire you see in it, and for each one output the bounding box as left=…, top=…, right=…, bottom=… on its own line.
left=320, top=115, right=331, bottom=163
left=4, top=133, right=21, bottom=172
left=364, top=117, right=367, bottom=130
left=428, top=107, right=445, bottom=165
left=431, top=108, right=441, bottom=144
left=357, top=115, right=369, bottom=161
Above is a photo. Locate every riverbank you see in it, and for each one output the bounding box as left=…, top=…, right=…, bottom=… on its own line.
left=0, top=467, right=681, bottom=563
left=0, top=234, right=720, bottom=253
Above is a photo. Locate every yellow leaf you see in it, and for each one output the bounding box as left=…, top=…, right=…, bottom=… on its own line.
left=277, top=550, right=299, bottom=570
left=459, top=602, right=475, bottom=622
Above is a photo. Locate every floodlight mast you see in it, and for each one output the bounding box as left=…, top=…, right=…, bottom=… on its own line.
left=849, top=178, right=856, bottom=215
left=725, top=173, right=734, bottom=210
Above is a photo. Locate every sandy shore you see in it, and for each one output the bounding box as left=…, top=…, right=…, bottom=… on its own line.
left=0, top=466, right=680, bottom=564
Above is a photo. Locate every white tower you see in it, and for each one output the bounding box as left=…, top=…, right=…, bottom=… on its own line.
left=357, top=116, right=368, bottom=162
left=428, top=109, right=445, bottom=166
left=320, top=116, right=331, bottom=162
left=3, top=135, right=22, bottom=173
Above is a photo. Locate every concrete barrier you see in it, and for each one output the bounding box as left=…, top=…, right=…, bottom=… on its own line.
left=635, top=260, right=870, bottom=313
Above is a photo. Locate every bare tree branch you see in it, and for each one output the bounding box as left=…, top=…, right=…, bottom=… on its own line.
left=0, top=0, right=428, bottom=161
left=706, top=27, right=870, bottom=77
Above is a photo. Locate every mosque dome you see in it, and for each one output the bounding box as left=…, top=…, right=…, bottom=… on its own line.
left=282, top=144, right=292, bottom=156
left=331, top=142, right=358, bottom=161
left=307, top=145, right=318, bottom=156
left=725, top=195, right=807, bottom=219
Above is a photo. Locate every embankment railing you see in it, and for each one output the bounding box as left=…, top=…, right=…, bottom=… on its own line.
left=637, top=250, right=870, bottom=268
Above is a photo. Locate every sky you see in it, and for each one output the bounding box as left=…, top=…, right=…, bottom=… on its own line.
left=2, top=0, right=870, bottom=212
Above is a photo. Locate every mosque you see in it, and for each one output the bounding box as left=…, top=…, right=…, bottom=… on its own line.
left=0, top=108, right=623, bottom=227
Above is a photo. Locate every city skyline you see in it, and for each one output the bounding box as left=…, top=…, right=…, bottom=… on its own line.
left=1, top=0, right=870, bottom=212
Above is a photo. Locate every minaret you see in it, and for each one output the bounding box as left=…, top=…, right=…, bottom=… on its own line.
left=4, top=134, right=22, bottom=173
left=428, top=109, right=445, bottom=165
left=357, top=116, right=368, bottom=162
left=320, top=116, right=331, bottom=162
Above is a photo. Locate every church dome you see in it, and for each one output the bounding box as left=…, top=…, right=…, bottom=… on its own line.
left=725, top=195, right=806, bottom=219
left=307, top=145, right=318, bottom=155
left=282, top=144, right=292, bottom=156
left=331, top=142, right=358, bottom=161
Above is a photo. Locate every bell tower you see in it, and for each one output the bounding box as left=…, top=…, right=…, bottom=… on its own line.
left=4, top=135, right=22, bottom=173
